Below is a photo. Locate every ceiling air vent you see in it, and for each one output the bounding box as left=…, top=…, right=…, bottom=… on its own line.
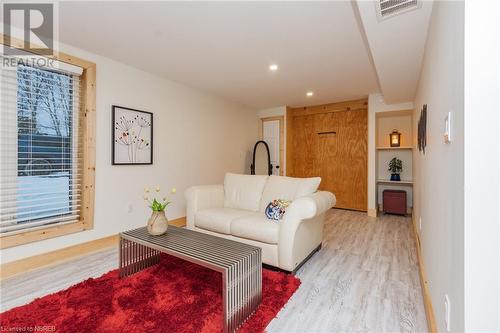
left=376, top=0, right=421, bottom=21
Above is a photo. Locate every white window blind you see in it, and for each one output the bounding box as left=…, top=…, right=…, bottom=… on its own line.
left=0, top=59, right=83, bottom=234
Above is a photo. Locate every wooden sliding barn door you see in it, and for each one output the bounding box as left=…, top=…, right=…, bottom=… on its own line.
left=287, top=99, right=368, bottom=211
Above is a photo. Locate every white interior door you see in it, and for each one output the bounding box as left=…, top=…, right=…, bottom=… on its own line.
left=262, top=119, right=281, bottom=175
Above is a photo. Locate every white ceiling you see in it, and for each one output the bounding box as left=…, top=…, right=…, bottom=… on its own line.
left=58, top=1, right=380, bottom=109
left=356, top=0, right=433, bottom=104
left=55, top=1, right=431, bottom=109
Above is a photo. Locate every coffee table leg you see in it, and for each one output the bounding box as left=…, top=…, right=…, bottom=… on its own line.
left=119, top=236, right=161, bottom=278
left=222, top=248, right=262, bottom=333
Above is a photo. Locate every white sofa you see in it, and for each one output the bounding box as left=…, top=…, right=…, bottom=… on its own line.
left=185, top=173, right=336, bottom=272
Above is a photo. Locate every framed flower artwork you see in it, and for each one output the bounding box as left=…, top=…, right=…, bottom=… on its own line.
left=112, top=105, right=153, bottom=165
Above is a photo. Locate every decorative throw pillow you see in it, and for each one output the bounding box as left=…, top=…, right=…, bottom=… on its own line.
left=265, top=199, right=291, bottom=221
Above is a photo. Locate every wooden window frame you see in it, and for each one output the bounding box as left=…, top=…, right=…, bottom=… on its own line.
left=0, top=34, right=96, bottom=249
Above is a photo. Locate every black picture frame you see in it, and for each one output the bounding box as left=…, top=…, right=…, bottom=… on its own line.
left=112, top=105, right=153, bottom=165
left=418, top=104, right=427, bottom=154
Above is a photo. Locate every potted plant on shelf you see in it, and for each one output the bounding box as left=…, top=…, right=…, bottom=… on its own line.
left=388, top=157, right=403, bottom=181
left=144, top=186, right=176, bottom=235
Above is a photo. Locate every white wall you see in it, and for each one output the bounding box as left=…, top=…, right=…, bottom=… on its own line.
left=257, top=106, right=285, bottom=118
left=367, top=93, right=414, bottom=215
left=464, top=0, right=500, bottom=331
left=412, top=1, right=465, bottom=331
left=1, top=42, right=258, bottom=263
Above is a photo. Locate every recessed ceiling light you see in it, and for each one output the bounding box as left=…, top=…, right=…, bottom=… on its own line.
left=269, top=64, right=278, bottom=71
left=306, top=91, right=314, bottom=97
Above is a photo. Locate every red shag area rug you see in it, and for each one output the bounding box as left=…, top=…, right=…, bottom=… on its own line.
left=1, top=254, right=300, bottom=333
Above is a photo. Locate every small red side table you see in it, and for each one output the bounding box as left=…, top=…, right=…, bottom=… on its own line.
left=383, top=190, right=407, bottom=215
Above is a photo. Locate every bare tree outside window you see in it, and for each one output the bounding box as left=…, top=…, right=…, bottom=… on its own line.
left=17, top=65, right=72, bottom=138
left=16, top=65, right=74, bottom=222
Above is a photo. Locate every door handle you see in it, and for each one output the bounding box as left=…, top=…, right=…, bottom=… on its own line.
left=275, top=165, right=280, bottom=169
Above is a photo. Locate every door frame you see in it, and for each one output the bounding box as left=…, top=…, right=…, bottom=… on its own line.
left=260, top=116, right=284, bottom=176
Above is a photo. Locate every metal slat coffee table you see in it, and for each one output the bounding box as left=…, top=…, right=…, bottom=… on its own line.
left=119, top=226, right=262, bottom=333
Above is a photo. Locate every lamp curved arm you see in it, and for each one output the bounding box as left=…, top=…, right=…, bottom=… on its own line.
left=250, top=140, right=272, bottom=175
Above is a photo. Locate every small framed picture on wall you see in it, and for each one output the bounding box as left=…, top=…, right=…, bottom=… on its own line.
left=112, top=105, right=153, bottom=165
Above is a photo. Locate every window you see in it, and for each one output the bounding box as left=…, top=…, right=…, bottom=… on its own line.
left=0, top=38, right=96, bottom=248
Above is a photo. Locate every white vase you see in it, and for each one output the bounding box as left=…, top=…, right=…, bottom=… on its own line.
left=147, top=210, right=168, bottom=235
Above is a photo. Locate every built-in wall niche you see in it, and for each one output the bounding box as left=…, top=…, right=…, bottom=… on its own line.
left=377, top=183, right=413, bottom=212
left=376, top=110, right=413, bottom=148
left=375, top=110, right=413, bottom=212
left=377, top=149, right=412, bottom=181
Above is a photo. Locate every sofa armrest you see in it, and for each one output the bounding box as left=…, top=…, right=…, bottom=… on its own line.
left=185, top=185, right=224, bottom=229
left=284, top=191, right=335, bottom=220
left=278, top=191, right=336, bottom=271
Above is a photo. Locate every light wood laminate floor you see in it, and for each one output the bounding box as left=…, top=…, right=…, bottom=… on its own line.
left=1, top=209, right=427, bottom=332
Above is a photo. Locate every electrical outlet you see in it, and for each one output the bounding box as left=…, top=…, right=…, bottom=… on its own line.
left=127, top=204, right=133, bottom=213
left=444, top=294, right=451, bottom=332
left=419, top=217, right=422, bottom=231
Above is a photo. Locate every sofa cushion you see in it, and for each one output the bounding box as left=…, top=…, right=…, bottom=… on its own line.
left=195, top=207, right=253, bottom=234
left=224, top=173, right=268, bottom=212
left=230, top=214, right=280, bottom=244
left=259, top=175, right=321, bottom=211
